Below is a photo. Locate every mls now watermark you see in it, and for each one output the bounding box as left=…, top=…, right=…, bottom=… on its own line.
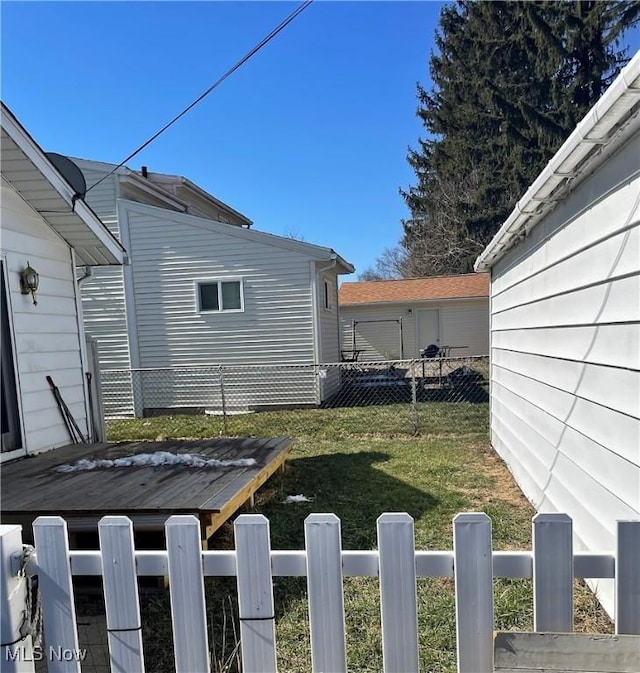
left=5, top=645, right=88, bottom=663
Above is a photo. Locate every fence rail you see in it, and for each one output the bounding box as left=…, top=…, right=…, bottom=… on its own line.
left=1, top=513, right=638, bottom=673
left=100, top=355, right=490, bottom=431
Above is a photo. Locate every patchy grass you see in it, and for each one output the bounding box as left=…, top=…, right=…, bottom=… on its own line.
left=107, top=401, right=489, bottom=441
left=106, top=403, right=611, bottom=673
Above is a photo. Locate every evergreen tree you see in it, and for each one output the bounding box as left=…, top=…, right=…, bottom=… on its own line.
left=399, top=0, right=639, bottom=276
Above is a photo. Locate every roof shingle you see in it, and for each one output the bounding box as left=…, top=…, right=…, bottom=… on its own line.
left=339, top=273, right=489, bottom=306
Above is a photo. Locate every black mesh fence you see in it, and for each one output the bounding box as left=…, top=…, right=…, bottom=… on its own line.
left=100, top=356, right=489, bottom=435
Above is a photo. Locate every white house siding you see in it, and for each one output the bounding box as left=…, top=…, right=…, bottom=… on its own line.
left=72, top=161, right=120, bottom=237
left=439, top=302, right=490, bottom=356
left=76, top=168, right=135, bottom=416
left=340, top=299, right=489, bottom=360
left=80, top=266, right=134, bottom=416
left=123, top=201, right=319, bottom=412
left=488, top=130, right=640, bottom=614
left=316, top=268, right=342, bottom=400
left=1, top=182, right=89, bottom=456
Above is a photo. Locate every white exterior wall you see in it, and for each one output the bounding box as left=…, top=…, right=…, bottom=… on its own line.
left=318, top=269, right=342, bottom=363
left=122, top=201, right=319, bottom=412
left=77, top=162, right=350, bottom=415
left=1, top=182, right=89, bottom=458
left=340, top=299, right=489, bottom=360
left=73, top=161, right=120, bottom=235
left=77, top=168, right=135, bottom=416
left=316, top=268, right=342, bottom=400
left=125, top=201, right=316, bottom=367
left=488, top=131, right=640, bottom=615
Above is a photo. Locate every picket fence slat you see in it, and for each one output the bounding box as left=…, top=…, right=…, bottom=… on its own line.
left=32, top=517, right=81, bottom=673
left=235, top=515, right=277, bottom=673
left=98, top=516, right=145, bottom=673
left=1, top=511, right=636, bottom=673
left=305, top=513, right=347, bottom=673
left=616, top=520, right=640, bottom=635
left=533, top=513, right=573, bottom=632
left=378, top=513, right=419, bottom=673
left=166, top=515, right=210, bottom=673
left=453, top=512, right=494, bottom=673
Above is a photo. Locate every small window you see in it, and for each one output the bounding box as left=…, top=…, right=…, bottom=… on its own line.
left=197, top=279, right=243, bottom=312
left=323, top=280, right=333, bottom=310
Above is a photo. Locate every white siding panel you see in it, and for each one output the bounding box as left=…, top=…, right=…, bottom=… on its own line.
left=491, top=380, right=639, bottom=505
left=341, top=299, right=488, bottom=360
left=80, top=260, right=134, bottom=416
left=492, top=226, right=640, bottom=314
left=319, top=270, right=341, bottom=364
left=488, top=130, right=640, bottom=618
left=493, top=364, right=638, bottom=464
left=492, top=350, right=639, bottom=419
left=104, top=204, right=320, bottom=412
left=73, top=162, right=120, bottom=237
left=341, top=305, right=417, bottom=360
left=340, top=307, right=408, bottom=360
left=492, top=274, right=639, bottom=330
left=492, top=323, right=639, bottom=370
left=18, top=368, right=85, bottom=395
left=127, top=206, right=316, bottom=369
left=440, top=302, right=490, bottom=355
left=492, top=136, right=640, bottom=296
left=1, top=182, right=89, bottom=456
left=81, top=267, right=131, bottom=368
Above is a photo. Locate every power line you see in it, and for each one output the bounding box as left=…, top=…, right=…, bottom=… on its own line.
left=86, top=0, right=313, bottom=194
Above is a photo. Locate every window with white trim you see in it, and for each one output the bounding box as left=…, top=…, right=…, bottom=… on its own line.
left=323, top=279, right=333, bottom=310
left=197, top=279, right=244, bottom=312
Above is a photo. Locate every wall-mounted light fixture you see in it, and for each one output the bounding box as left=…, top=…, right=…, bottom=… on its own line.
left=20, top=262, right=39, bottom=305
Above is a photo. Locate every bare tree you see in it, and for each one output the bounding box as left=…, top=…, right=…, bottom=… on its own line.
left=359, top=246, right=407, bottom=280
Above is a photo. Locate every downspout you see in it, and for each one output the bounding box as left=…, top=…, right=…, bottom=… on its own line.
left=71, top=249, right=92, bottom=441
left=77, top=265, right=92, bottom=284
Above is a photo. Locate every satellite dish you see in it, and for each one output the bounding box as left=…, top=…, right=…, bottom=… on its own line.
left=45, top=153, right=87, bottom=199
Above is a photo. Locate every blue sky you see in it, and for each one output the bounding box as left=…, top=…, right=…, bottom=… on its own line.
left=2, top=2, right=638, bottom=277
left=1, top=1, right=443, bottom=276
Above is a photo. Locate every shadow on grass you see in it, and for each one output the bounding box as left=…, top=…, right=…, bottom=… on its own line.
left=142, top=450, right=440, bottom=673
left=260, top=450, right=439, bottom=550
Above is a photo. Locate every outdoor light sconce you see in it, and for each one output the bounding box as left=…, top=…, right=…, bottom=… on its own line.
left=20, top=261, right=39, bottom=305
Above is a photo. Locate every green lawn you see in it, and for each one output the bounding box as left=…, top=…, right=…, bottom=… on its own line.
left=106, top=402, right=610, bottom=673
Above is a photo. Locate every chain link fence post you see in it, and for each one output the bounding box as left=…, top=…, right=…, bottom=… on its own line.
left=410, top=363, right=419, bottom=435
left=219, top=365, right=228, bottom=435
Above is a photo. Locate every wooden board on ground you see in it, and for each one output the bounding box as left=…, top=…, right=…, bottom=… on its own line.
left=494, top=632, right=640, bottom=672
left=1, top=437, right=293, bottom=545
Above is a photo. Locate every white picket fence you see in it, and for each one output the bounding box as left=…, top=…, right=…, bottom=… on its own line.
left=1, top=512, right=639, bottom=673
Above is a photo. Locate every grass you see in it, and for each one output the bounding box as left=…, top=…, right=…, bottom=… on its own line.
left=105, top=402, right=611, bottom=673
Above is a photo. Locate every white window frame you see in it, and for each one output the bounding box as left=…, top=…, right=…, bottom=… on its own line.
left=323, top=279, right=334, bottom=311
left=196, top=277, right=245, bottom=313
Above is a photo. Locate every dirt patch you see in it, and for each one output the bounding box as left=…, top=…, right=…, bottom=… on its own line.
left=475, top=448, right=533, bottom=510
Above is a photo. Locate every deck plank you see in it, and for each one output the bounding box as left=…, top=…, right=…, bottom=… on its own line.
left=1, top=438, right=293, bottom=532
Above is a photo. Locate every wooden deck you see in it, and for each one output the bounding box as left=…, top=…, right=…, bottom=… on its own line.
left=1, top=437, right=293, bottom=546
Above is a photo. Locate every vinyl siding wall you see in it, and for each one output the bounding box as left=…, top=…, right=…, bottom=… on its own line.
left=1, top=182, right=89, bottom=458
left=317, top=269, right=342, bottom=399
left=340, top=299, right=489, bottom=360
left=123, top=201, right=319, bottom=412
left=488, top=130, right=640, bottom=616
left=76, top=167, right=135, bottom=416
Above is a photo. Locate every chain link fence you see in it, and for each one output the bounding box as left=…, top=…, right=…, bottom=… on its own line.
left=100, top=356, right=489, bottom=433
